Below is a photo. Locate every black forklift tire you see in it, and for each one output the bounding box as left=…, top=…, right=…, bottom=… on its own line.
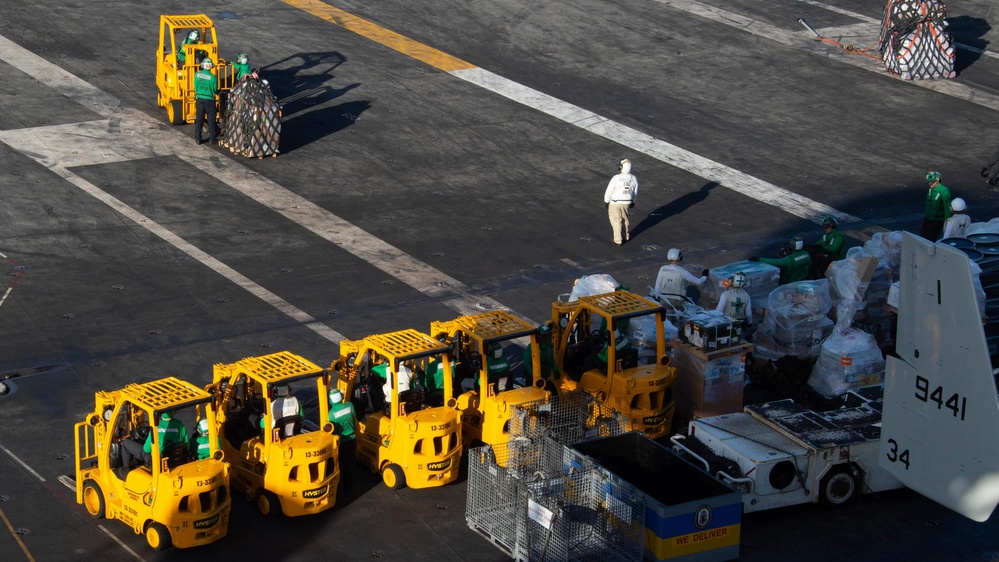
left=145, top=522, right=172, bottom=550
left=382, top=464, right=406, bottom=490
left=820, top=464, right=859, bottom=507
left=167, top=100, right=184, bottom=125
left=83, top=480, right=105, bottom=518
left=257, top=489, right=282, bottom=517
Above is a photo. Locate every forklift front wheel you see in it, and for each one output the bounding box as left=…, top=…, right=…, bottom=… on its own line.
left=257, top=489, right=282, bottom=517
left=382, top=464, right=406, bottom=490
left=145, top=522, right=172, bottom=550
left=83, top=480, right=105, bottom=518
left=166, top=100, right=184, bottom=125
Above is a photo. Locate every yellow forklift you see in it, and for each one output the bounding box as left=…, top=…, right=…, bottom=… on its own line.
left=156, top=14, right=234, bottom=125
left=331, top=329, right=462, bottom=489
left=74, top=377, right=230, bottom=550
left=429, top=310, right=549, bottom=446
left=550, top=290, right=676, bottom=438
left=206, top=351, right=339, bottom=517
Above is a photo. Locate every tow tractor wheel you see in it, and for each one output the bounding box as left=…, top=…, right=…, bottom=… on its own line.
left=382, top=464, right=406, bottom=490
left=820, top=465, right=858, bottom=507
left=83, top=481, right=105, bottom=518
left=145, top=522, right=172, bottom=550
left=257, top=489, right=282, bottom=517
left=166, top=100, right=184, bottom=125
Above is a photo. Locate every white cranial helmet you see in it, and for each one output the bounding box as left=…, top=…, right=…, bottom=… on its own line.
left=620, top=159, right=632, bottom=174
left=198, top=418, right=210, bottom=434
left=329, top=389, right=343, bottom=404
left=667, top=248, right=682, bottom=262
left=731, top=272, right=747, bottom=288
left=951, top=198, right=967, bottom=212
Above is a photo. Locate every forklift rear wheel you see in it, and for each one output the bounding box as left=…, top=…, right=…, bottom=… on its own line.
left=145, top=522, right=172, bottom=550
left=166, top=100, right=184, bottom=125
left=382, top=464, right=406, bottom=490
left=257, top=489, right=282, bottom=517
left=820, top=465, right=858, bottom=507
left=83, top=481, right=105, bottom=518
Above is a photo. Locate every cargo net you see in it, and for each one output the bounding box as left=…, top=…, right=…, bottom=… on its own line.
left=878, top=0, right=956, bottom=80
left=222, top=77, right=281, bottom=158
left=522, top=467, right=645, bottom=562
left=509, top=391, right=632, bottom=445
left=466, top=437, right=644, bottom=562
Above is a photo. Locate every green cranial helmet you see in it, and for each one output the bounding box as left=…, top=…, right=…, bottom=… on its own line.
left=822, top=216, right=837, bottom=228
left=202, top=58, right=214, bottom=70
left=237, top=53, right=248, bottom=65
left=926, top=171, right=941, bottom=183
left=790, top=236, right=804, bottom=251
left=188, top=30, right=200, bottom=42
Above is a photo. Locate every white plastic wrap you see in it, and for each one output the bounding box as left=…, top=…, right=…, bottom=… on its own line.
left=965, top=218, right=999, bottom=237
left=700, top=260, right=781, bottom=325
left=566, top=274, right=620, bottom=302
left=807, top=327, right=885, bottom=398
left=861, top=231, right=903, bottom=274
left=750, top=280, right=833, bottom=360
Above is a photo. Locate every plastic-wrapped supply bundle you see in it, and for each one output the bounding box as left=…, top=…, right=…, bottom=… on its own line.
left=827, top=249, right=896, bottom=348
left=701, top=260, right=781, bottom=326
left=626, top=313, right=669, bottom=363
left=862, top=231, right=903, bottom=281
left=878, top=0, right=956, bottom=80
left=966, top=218, right=999, bottom=237
left=807, top=327, right=886, bottom=398
left=564, top=274, right=619, bottom=302
left=222, top=76, right=281, bottom=158
left=751, top=280, right=834, bottom=361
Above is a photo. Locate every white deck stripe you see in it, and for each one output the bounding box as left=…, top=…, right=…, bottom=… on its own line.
left=98, top=525, right=146, bottom=561
left=0, top=128, right=348, bottom=343
left=0, top=442, right=46, bottom=482
left=652, top=0, right=999, bottom=112
left=451, top=67, right=859, bottom=224
left=0, top=35, right=510, bottom=327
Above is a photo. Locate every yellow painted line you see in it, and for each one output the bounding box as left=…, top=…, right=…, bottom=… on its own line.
left=282, top=0, right=476, bottom=72
left=0, top=505, right=35, bottom=562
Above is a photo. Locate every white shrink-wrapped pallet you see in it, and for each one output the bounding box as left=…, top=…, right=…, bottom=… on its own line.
left=808, top=328, right=885, bottom=398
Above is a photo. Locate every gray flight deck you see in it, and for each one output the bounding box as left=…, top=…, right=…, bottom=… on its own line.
left=2, top=0, right=999, bottom=560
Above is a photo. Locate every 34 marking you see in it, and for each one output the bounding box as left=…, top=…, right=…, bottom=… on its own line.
left=885, top=438, right=910, bottom=470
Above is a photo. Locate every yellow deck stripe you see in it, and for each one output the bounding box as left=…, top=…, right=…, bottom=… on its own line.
left=0, top=505, right=35, bottom=562
left=282, top=0, right=476, bottom=72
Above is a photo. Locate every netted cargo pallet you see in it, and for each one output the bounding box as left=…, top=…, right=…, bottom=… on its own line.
left=222, top=76, right=281, bottom=158
left=509, top=391, right=633, bottom=445
left=878, top=0, right=955, bottom=80
left=522, top=467, right=645, bottom=562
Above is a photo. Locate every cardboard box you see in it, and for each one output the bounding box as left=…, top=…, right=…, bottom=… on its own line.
left=856, top=256, right=879, bottom=283
left=672, top=341, right=752, bottom=420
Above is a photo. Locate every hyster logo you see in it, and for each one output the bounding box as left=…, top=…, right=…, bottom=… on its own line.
left=302, top=485, right=328, bottom=499
left=194, top=514, right=220, bottom=529
left=643, top=413, right=665, bottom=425
left=427, top=459, right=451, bottom=471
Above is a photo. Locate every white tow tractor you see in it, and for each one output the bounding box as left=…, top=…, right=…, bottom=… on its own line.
left=879, top=232, right=999, bottom=522
left=672, top=387, right=903, bottom=512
